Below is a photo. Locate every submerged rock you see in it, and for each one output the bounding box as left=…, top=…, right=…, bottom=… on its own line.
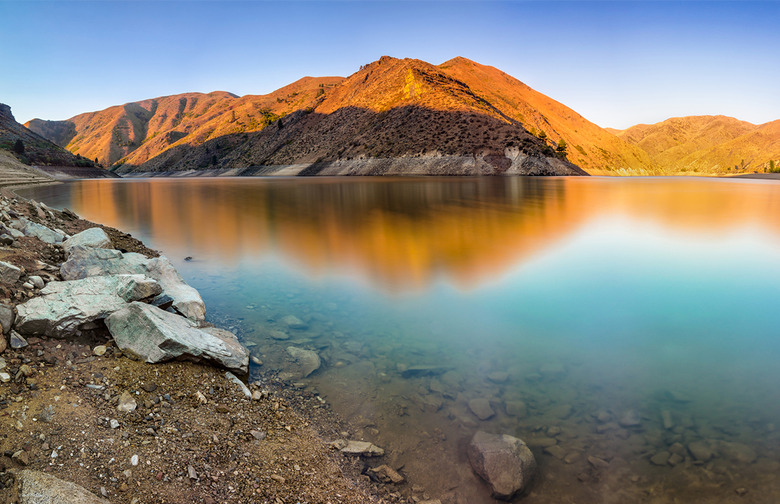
left=61, top=247, right=206, bottom=321
left=62, top=227, right=111, bottom=256
left=14, top=275, right=162, bottom=338
left=618, top=410, right=642, bottom=428
left=14, top=469, right=112, bottom=504
left=467, top=431, right=537, bottom=500
left=281, top=314, right=308, bottom=330
left=286, top=346, right=321, bottom=378
left=369, top=464, right=404, bottom=483
left=105, top=301, right=249, bottom=374
left=468, top=398, right=495, bottom=421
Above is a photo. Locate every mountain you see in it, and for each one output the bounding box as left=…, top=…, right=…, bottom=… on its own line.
left=26, top=77, right=343, bottom=168
left=615, top=116, right=780, bottom=174
left=27, top=57, right=589, bottom=176
left=0, top=103, right=96, bottom=168
left=436, top=57, right=655, bottom=173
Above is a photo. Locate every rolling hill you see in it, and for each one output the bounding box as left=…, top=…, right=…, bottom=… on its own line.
left=614, top=116, right=780, bottom=174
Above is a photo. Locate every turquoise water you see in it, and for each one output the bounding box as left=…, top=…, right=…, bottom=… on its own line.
left=20, top=177, right=780, bottom=503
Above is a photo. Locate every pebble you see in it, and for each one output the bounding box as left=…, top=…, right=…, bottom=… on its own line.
left=187, top=465, right=198, bottom=480
left=131, top=454, right=139, bottom=466
left=118, top=391, right=138, bottom=413
left=10, top=331, right=28, bottom=349
left=269, top=330, right=290, bottom=340
left=141, top=382, right=157, bottom=393
left=667, top=453, right=684, bottom=466
left=688, top=441, right=714, bottom=462
left=22, top=282, right=34, bottom=290
left=250, top=430, right=267, bottom=441
left=110, top=419, right=120, bottom=429
left=250, top=356, right=263, bottom=366
left=544, top=445, right=567, bottom=460
left=93, top=345, right=107, bottom=356
left=19, top=364, right=33, bottom=376
left=0, top=372, right=10, bottom=383
left=28, top=275, right=44, bottom=289
left=487, top=371, right=509, bottom=383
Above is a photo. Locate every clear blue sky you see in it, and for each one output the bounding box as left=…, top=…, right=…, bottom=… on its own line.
left=1, top=1, right=779, bottom=129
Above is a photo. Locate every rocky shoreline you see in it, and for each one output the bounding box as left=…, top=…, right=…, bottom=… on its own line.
left=0, top=192, right=413, bottom=503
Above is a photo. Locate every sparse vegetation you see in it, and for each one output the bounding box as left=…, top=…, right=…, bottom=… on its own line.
left=556, top=138, right=568, bottom=154
left=13, top=139, right=24, bottom=154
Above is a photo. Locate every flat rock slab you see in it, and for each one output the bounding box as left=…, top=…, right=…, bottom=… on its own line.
left=13, top=217, right=65, bottom=244
left=468, top=398, right=495, bottom=421
left=14, top=469, right=111, bottom=504
left=331, top=439, right=385, bottom=457
left=63, top=227, right=111, bottom=255
left=468, top=431, right=537, bottom=500
left=15, top=275, right=162, bottom=338
left=105, top=302, right=249, bottom=374
left=61, top=247, right=205, bottom=321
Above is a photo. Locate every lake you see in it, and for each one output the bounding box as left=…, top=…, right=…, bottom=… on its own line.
left=19, top=176, right=780, bottom=503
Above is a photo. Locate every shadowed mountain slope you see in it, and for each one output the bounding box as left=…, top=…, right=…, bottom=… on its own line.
left=436, top=57, right=655, bottom=173
left=0, top=103, right=95, bottom=170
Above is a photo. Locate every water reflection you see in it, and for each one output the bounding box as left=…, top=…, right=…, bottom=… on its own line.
left=24, top=177, right=780, bottom=292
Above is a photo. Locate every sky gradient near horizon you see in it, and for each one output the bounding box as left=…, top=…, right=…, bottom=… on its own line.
left=1, top=1, right=779, bottom=129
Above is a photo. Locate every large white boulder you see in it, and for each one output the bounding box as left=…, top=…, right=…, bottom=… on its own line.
left=105, top=302, right=249, bottom=374
left=15, top=274, right=161, bottom=338
left=61, top=246, right=205, bottom=321
left=62, top=227, right=111, bottom=256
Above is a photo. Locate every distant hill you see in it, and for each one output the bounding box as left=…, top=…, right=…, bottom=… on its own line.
left=0, top=103, right=96, bottom=168
left=614, top=115, right=780, bottom=174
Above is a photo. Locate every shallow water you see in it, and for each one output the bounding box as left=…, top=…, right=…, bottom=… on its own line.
left=20, top=176, right=780, bottom=503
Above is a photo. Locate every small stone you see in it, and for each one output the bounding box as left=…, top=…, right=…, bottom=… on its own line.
left=688, top=441, right=714, bottom=462
left=332, top=439, right=385, bottom=457
left=369, top=464, right=404, bottom=483
left=252, top=390, right=263, bottom=401
left=118, top=391, right=138, bottom=413
left=0, top=261, right=21, bottom=283
left=735, top=487, right=748, bottom=497
left=468, top=398, right=495, bottom=421
left=650, top=451, right=670, bottom=466
left=250, top=356, right=263, bottom=366
left=19, top=364, right=33, bottom=377
left=141, top=382, right=157, bottom=393
left=10, top=330, right=28, bottom=349
left=28, top=276, right=44, bottom=289
left=667, top=453, right=684, bottom=466
left=0, top=371, right=10, bottom=382
left=587, top=455, right=610, bottom=468
left=286, top=346, right=321, bottom=377
left=595, top=410, right=612, bottom=423
left=661, top=410, right=674, bottom=430
left=281, top=315, right=308, bottom=330
left=505, top=400, right=527, bottom=418
left=618, top=410, right=641, bottom=428
left=269, top=474, right=286, bottom=484
left=93, top=345, right=107, bottom=356
left=487, top=371, right=509, bottom=383
left=269, top=329, right=290, bottom=340
left=195, top=391, right=207, bottom=404
left=250, top=430, right=267, bottom=441
left=22, top=282, right=34, bottom=289
left=13, top=450, right=30, bottom=465
left=187, top=465, right=198, bottom=480
left=130, top=454, right=139, bottom=466
left=110, top=419, right=120, bottom=429
left=544, top=445, right=567, bottom=460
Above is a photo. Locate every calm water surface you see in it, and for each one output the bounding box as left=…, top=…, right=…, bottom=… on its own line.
left=20, top=177, right=780, bottom=503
